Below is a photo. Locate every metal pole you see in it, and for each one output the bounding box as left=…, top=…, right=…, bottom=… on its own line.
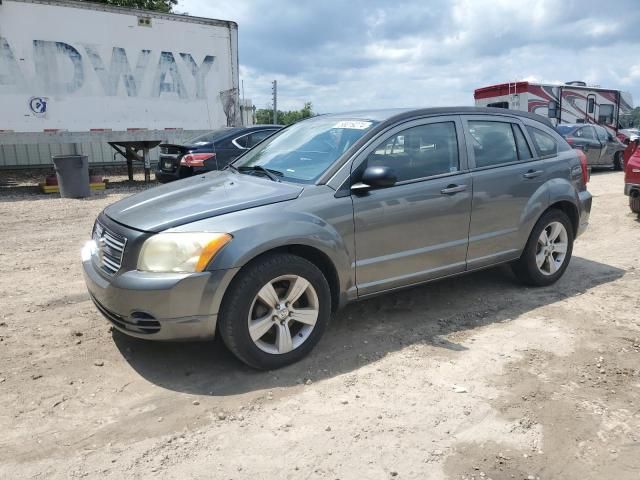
left=241, top=79, right=245, bottom=126
left=272, top=80, right=277, bottom=125
left=143, top=146, right=150, bottom=183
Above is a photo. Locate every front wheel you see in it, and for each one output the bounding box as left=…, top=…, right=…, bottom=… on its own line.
left=614, top=152, right=624, bottom=171
left=218, top=253, right=331, bottom=369
left=630, top=195, right=640, bottom=214
left=512, top=209, right=574, bottom=286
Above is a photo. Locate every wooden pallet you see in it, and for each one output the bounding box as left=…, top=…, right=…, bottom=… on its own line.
left=39, top=182, right=106, bottom=194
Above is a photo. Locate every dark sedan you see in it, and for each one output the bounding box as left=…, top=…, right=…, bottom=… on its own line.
left=156, top=125, right=281, bottom=183
left=556, top=123, right=626, bottom=170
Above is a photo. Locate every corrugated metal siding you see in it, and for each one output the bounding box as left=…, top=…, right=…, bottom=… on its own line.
left=0, top=142, right=155, bottom=168
left=0, top=131, right=210, bottom=168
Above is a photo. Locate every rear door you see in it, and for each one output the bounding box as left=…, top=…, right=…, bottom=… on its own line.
left=351, top=116, right=472, bottom=295
left=464, top=115, right=550, bottom=270
left=212, top=134, right=246, bottom=167
left=575, top=126, right=603, bottom=165
left=594, top=125, right=615, bottom=166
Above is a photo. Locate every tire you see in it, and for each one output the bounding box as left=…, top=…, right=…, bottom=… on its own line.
left=614, top=152, right=624, bottom=171
left=512, top=209, right=574, bottom=287
left=218, top=253, right=331, bottom=370
left=630, top=195, right=640, bottom=214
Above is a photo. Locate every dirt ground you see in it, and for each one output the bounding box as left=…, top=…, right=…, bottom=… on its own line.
left=0, top=170, right=639, bottom=480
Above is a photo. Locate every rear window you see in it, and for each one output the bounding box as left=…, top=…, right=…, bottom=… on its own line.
left=187, top=128, right=238, bottom=145
left=527, top=126, right=558, bottom=157
left=556, top=125, right=575, bottom=136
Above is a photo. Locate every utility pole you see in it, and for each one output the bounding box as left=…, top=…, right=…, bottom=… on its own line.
left=272, top=80, right=277, bottom=125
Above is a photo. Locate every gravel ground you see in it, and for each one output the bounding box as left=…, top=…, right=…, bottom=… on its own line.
left=0, top=170, right=639, bottom=479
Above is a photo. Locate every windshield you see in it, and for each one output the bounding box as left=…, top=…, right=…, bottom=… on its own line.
left=556, top=125, right=575, bottom=136
left=233, top=117, right=377, bottom=183
left=186, top=128, right=239, bottom=145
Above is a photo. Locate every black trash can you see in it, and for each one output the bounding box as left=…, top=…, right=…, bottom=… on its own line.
left=52, top=155, right=90, bottom=198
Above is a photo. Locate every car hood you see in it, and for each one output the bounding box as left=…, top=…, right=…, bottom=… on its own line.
left=104, top=171, right=304, bottom=232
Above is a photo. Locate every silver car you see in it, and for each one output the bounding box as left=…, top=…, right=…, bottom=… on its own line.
left=556, top=123, right=626, bottom=170
left=82, top=107, right=592, bottom=369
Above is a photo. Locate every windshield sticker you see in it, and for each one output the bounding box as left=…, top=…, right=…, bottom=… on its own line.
left=333, top=120, right=372, bottom=130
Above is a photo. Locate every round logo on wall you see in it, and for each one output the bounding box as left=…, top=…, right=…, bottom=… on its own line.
left=29, top=97, right=48, bottom=115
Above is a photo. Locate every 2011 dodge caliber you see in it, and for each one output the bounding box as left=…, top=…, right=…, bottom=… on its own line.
left=82, top=107, right=592, bottom=369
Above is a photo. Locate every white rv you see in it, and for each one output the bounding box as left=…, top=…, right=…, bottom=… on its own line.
left=474, top=81, right=633, bottom=136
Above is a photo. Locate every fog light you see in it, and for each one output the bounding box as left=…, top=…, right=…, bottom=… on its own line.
left=81, top=240, right=97, bottom=262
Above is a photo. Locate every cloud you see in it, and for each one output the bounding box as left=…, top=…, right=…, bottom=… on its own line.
left=179, top=0, right=640, bottom=112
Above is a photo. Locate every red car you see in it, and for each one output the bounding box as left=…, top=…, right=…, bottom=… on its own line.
left=624, top=143, right=640, bottom=214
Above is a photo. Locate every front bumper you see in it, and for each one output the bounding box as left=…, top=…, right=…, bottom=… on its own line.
left=577, top=189, right=592, bottom=238
left=83, top=256, right=239, bottom=341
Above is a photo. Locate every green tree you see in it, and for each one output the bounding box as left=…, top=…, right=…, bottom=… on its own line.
left=78, top=0, right=177, bottom=13
left=256, top=102, right=315, bottom=125
left=620, top=107, right=640, bottom=129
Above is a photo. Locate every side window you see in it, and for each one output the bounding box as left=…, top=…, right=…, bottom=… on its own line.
left=598, top=104, right=614, bottom=124
left=526, top=126, right=558, bottom=157
left=468, top=121, right=518, bottom=167
left=575, top=127, right=595, bottom=140
left=233, top=135, right=248, bottom=148
left=248, top=130, right=275, bottom=148
left=594, top=126, right=608, bottom=142
left=512, top=124, right=532, bottom=160
left=366, top=122, right=459, bottom=182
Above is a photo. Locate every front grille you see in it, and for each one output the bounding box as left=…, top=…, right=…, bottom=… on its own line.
left=93, top=221, right=127, bottom=275
left=90, top=294, right=161, bottom=334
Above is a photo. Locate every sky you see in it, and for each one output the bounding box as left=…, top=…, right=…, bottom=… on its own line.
left=178, top=0, right=640, bottom=114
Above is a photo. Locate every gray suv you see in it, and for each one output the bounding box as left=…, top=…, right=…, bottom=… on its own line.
left=82, top=107, right=592, bottom=369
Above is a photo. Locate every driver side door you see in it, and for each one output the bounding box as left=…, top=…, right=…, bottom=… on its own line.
left=351, top=116, right=472, bottom=296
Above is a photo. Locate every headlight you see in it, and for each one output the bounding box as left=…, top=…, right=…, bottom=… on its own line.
left=137, top=232, right=232, bottom=273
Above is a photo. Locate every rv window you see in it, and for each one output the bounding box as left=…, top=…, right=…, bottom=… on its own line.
left=487, top=102, right=509, bottom=109
left=598, top=104, right=614, bottom=125
left=587, top=97, right=595, bottom=114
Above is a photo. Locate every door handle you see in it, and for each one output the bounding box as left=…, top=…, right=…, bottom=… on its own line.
left=440, top=184, right=467, bottom=195
left=523, top=170, right=543, bottom=179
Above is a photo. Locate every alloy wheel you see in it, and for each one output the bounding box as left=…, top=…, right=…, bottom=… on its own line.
left=247, top=275, right=319, bottom=354
left=535, top=221, right=569, bottom=276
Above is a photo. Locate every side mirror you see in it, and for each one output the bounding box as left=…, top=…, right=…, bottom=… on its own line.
left=351, top=165, right=397, bottom=193
left=547, top=100, right=559, bottom=119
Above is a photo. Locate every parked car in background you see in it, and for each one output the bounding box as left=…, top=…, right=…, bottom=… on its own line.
left=83, top=107, right=591, bottom=369
left=156, top=125, right=282, bottom=183
left=556, top=123, right=626, bottom=170
left=618, top=128, right=640, bottom=145
left=624, top=145, right=640, bottom=214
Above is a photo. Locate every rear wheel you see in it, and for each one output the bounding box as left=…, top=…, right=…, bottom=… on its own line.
left=218, top=253, right=331, bottom=369
left=630, top=195, right=640, bottom=214
left=512, top=209, right=574, bottom=286
left=614, top=152, right=624, bottom=171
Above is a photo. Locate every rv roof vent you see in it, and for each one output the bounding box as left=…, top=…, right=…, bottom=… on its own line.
left=565, top=81, right=587, bottom=86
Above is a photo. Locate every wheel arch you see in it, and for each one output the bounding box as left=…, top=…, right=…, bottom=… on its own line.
left=257, top=245, right=341, bottom=312
left=545, top=200, right=579, bottom=237
left=220, top=244, right=343, bottom=314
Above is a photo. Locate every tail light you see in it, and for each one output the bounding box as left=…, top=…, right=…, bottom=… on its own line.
left=565, top=137, right=574, bottom=145
left=181, top=153, right=215, bottom=167
left=576, top=149, right=589, bottom=184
